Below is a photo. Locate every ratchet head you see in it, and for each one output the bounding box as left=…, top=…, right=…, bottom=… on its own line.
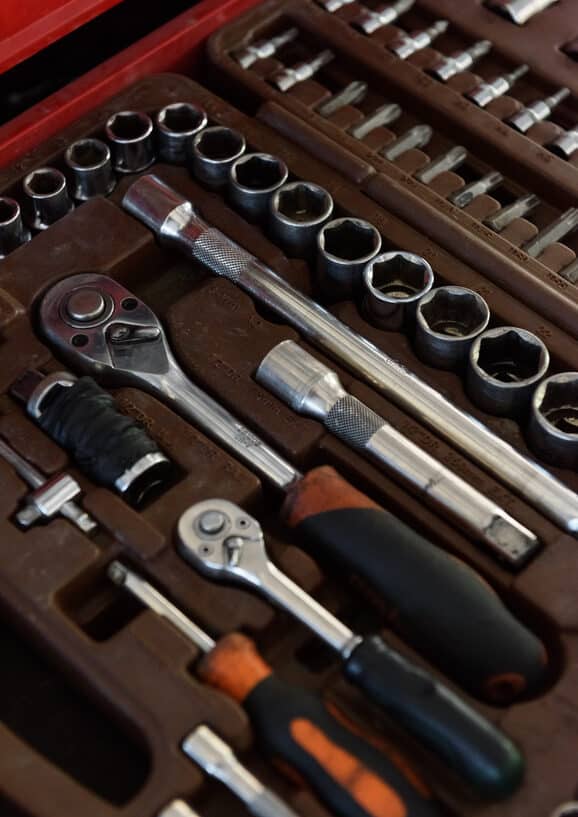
left=178, top=499, right=270, bottom=588
left=38, top=273, right=174, bottom=387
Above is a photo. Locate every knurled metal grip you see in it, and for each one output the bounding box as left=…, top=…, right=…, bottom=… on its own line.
left=326, top=395, right=383, bottom=450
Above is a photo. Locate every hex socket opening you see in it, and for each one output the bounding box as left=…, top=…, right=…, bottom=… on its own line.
left=232, top=154, right=287, bottom=191
left=274, top=182, right=333, bottom=224
left=419, top=288, right=489, bottom=339
left=157, top=103, right=206, bottom=134
left=194, top=127, right=245, bottom=161
left=0, top=198, right=20, bottom=225
left=320, top=218, right=381, bottom=262
left=475, top=329, right=548, bottom=384
left=537, top=377, right=578, bottom=436
left=366, top=253, right=433, bottom=302
left=24, top=168, right=66, bottom=197
left=66, top=139, right=109, bottom=170
left=106, top=111, right=152, bottom=142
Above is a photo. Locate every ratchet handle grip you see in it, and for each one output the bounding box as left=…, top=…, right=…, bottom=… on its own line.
left=199, top=633, right=439, bottom=817
left=344, top=636, right=524, bottom=800
left=283, top=466, right=547, bottom=703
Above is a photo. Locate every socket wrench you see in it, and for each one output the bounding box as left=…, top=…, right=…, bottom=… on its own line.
left=352, top=0, right=415, bottom=34
left=528, top=373, right=578, bottom=468
left=121, top=175, right=578, bottom=534
left=507, top=88, right=569, bottom=133
left=415, top=286, right=491, bottom=369
left=179, top=499, right=525, bottom=798
left=190, top=126, right=246, bottom=189
left=155, top=102, right=207, bottom=164
left=449, top=171, right=503, bottom=209
left=485, top=0, right=558, bottom=24
left=317, top=217, right=382, bottom=298
left=414, top=146, right=468, bottom=184
left=105, top=111, right=155, bottom=173
left=467, top=327, right=550, bottom=417
left=388, top=20, right=449, bottom=59
left=269, top=181, right=334, bottom=256
left=382, top=125, right=433, bottom=161
left=362, top=251, right=434, bottom=330
left=229, top=153, right=289, bottom=221
left=466, top=65, right=529, bottom=108
left=0, top=197, right=31, bottom=257
left=233, top=27, right=299, bottom=69
left=22, top=168, right=74, bottom=230
left=272, top=50, right=334, bottom=92
left=523, top=208, right=578, bottom=258
left=428, top=40, right=492, bottom=83
left=64, top=138, right=116, bottom=200
left=484, top=193, right=540, bottom=232
left=256, top=339, right=539, bottom=564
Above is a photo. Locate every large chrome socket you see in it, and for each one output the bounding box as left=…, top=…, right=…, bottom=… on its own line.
left=269, top=181, right=334, bottom=256
left=191, top=126, right=246, bottom=189
left=468, top=327, right=550, bottom=417
left=22, top=168, right=74, bottom=231
left=105, top=111, right=155, bottom=173
left=415, top=286, right=490, bottom=369
left=229, top=153, right=289, bottom=221
left=156, top=103, right=207, bottom=164
left=0, top=197, right=31, bottom=257
left=363, top=251, right=434, bottom=330
left=65, top=138, right=116, bottom=200
left=317, top=218, right=382, bottom=299
left=528, top=373, right=578, bottom=468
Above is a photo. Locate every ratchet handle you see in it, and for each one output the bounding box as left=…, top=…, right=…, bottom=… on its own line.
left=344, top=636, right=524, bottom=800
left=283, top=466, right=547, bottom=703
left=199, top=633, right=440, bottom=817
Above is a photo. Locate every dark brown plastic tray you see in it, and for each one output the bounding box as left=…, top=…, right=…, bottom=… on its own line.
left=1, top=69, right=578, bottom=817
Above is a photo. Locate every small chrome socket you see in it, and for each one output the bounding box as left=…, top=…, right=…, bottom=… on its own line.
left=415, top=286, right=490, bottom=369
left=22, top=167, right=74, bottom=231
left=269, top=181, right=334, bottom=256
left=467, top=327, right=550, bottom=417
left=528, top=373, right=578, bottom=468
left=363, top=251, right=434, bottom=330
left=191, top=126, right=246, bottom=189
left=64, top=138, right=116, bottom=200
left=105, top=110, right=155, bottom=173
left=0, top=197, right=31, bottom=258
left=317, top=217, right=382, bottom=299
left=229, top=153, right=289, bottom=221
left=156, top=102, right=208, bottom=164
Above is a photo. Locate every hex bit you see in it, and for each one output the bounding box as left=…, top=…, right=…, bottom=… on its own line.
left=467, top=65, right=529, bottom=108
left=485, top=0, right=558, bottom=25
left=388, top=20, right=449, bottom=59
left=232, top=27, right=299, bottom=69
left=316, top=80, right=368, bottom=116
left=449, top=171, right=503, bottom=208
left=348, top=102, right=402, bottom=139
left=523, top=208, right=578, bottom=258
left=272, top=50, right=334, bottom=92
left=352, top=0, right=415, bottom=34
left=484, top=193, right=541, bottom=232
left=557, top=256, right=578, bottom=284
left=414, top=145, right=468, bottom=184
left=507, top=88, right=570, bottom=133
left=382, top=124, right=433, bottom=160
left=429, top=40, right=492, bottom=82
left=548, top=127, right=578, bottom=160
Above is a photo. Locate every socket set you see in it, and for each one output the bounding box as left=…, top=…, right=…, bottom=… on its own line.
left=1, top=4, right=578, bottom=815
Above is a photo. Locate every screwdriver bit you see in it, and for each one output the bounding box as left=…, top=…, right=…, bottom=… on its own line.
left=523, top=208, right=578, bottom=258
left=449, top=171, right=503, bottom=208
left=388, top=19, right=449, bottom=60
left=484, top=193, right=540, bottom=232
left=507, top=87, right=570, bottom=133
left=548, top=127, right=578, bottom=160
left=233, top=27, right=299, bottom=69
left=382, top=124, right=433, bottom=160
left=316, top=80, right=368, bottom=116
left=429, top=40, right=492, bottom=82
left=352, top=0, right=415, bottom=34
left=467, top=64, right=529, bottom=108
left=349, top=102, right=402, bottom=139
left=272, top=50, right=334, bottom=92
left=414, top=145, right=468, bottom=183
left=485, top=0, right=558, bottom=25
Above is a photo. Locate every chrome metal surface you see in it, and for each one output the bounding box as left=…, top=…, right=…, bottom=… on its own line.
left=485, top=0, right=558, bottom=24
left=349, top=103, right=402, bottom=139
left=382, top=125, right=433, bottom=161
left=158, top=800, right=201, bottom=817
left=507, top=88, right=569, bottom=133
left=414, top=146, right=467, bottom=184
left=529, top=373, right=578, bottom=468
left=0, top=197, right=31, bottom=258
left=229, top=152, right=288, bottom=221
left=484, top=193, right=540, bottom=232
left=362, top=251, right=434, bottom=330
left=429, top=40, right=492, bottom=82
left=353, top=0, right=414, bottom=34
left=388, top=20, right=448, bottom=59
left=548, top=128, right=578, bottom=160
left=65, top=138, right=116, bottom=200
left=105, top=111, right=155, bottom=173
left=156, top=103, right=207, bottom=164
left=466, top=65, right=528, bottom=108
left=233, top=27, right=299, bottom=69
left=191, top=126, right=246, bottom=189
left=270, top=181, right=334, bottom=257
left=22, top=167, right=74, bottom=230
left=272, top=50, right=334, bottom=92
left=317, top=217, right=382, bottom=297
left=449, top=171, right=503, bottom=208
left=523, top=208, right=578, bottom=258
left=316, top=81, right=368, bottom=116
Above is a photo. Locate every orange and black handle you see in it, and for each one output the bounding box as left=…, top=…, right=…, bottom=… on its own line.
left=282, top=466, right=548, bottom=704
left=198, top=632, right=440, bottom=817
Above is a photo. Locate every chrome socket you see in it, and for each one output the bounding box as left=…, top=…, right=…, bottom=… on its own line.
left=467, top=327, right=550, bottom=417
left=64, top=138, right=116, bottom=201
left=269, top=181, right=334, bottom=256
left=22, top=168, right=74, bottom=231
left=528, top=373, right=578, bottom=468
left=415, top=286, right=491, bottom=369
left=317, top=218, right=381, bottom=299
left=105, top=110, right=155, bottom=173
left=155, top=102, right=207, bottom=164
left=229, top=152, right=289, bottom=221
left=191, top=126, right=246, bottom=189
left=363, top=251, right=434, bottom=330
left=0, top=197, right=31, bottom=258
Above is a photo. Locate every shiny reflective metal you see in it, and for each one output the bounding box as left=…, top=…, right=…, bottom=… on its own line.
left=270, top=181, right=334, bottom=256
left=557, top=256, right=578, bottom=284
left=64, top=138, right=116, bottom=200
left=0, top=436, right=96, bottom=533
left=0, top=197, right=31, bottom=257
left=467, top=327, right=550, bottom=416
left=178, top=498, right=360, bottom=656
left=483, top=193, right=540, bottom=232
left=348, top=103, right=402, bottom=139
left=121, top=175, right=578, bottom=535
left=317, top=217, right=382, bottom=298
left=415, top=286, right=491, bottom=369
left=467, top=65, right=529, bottom=108
left=105, top=111, right=155, bottom=173
left=382, top=124, right=433, bottom=160
left=156, top=102, right=207, bottom=164
left=352, top=0, right=415, bottom=34
left=233, top=27, right=299, bottom=69
left=362, top=251, right=434, bottom=330
left=449, top=171, right=503, bottom=208
left=316, top=0, right=354, bottom=11
left=191, top=126, right=246, bottom=189
left=523, top=207, right=578, bottom=258
left=229, top=152, right=289, bottom=221
left=256, top=340, right=539, bottom=564
left=507, top=87, right=569, bottom=133
left=272, top=50, right=334, bottom=92
left=528, top=373, right=578, bottom=468
left=548, top=128, right=578, bottom=160
left=39, top=274, right=299, bottom=493
left=414, top=146, right=467, bottom=184
left=183, top=725, right=299, bottom=817
left=22, top=167, right=74, bottom=230
left=429, top=40, right=492, bottom=82
left=316, top=80, right=368, bottom=116
left=158, top=800, right=201, bottom=817
left=388, top=20, right=449, bottom=59
left=485, top=0, right=558, bottom=25
left=550, top=803, right=578, bottom=817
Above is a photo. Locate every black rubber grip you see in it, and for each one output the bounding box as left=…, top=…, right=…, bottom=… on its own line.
left=295, top=505, right=547, bottom=702
left=245, top=674, right=440, bottom=817
left=344, top=636, right=524, bottom=800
